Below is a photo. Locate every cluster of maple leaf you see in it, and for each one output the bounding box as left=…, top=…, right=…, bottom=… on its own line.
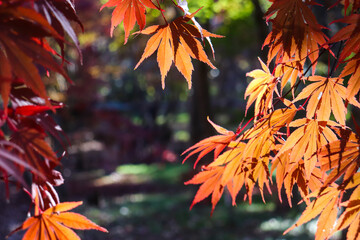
left=179, top=1, right=360, bottom=240
left=100, top=0, right=223, bottom=89
left=100, top=0, right=360, bottom=239
left=0, top=0, right=107, bottom=239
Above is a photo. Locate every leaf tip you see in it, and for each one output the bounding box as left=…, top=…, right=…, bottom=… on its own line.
left=161, top=78, right=165, bottom=89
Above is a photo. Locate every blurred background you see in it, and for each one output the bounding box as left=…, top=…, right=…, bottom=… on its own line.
left=1, top=0, right=348, bottom=239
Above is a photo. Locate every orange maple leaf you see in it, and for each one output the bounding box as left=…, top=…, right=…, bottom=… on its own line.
left=263, top=0, right=328, bottom=70
left=185, top=142, right=251, bottom=210
left=185, top=133, right=273, bottom=209
left=239, top=105, right=298, bottom=203
left=294, top=76, right=348, bottom=125
left=182, top=117, right=236, bottom=168
left=284, top=173, right=360, bottom=240
left=334, top=185, right=360, bottom=240
left=284, top=186, right=341, bottom=240
left=185, top=106, right=299, bottom=210
left=245, top=58, right=278, bottom=117
left=272, top=150, right=324, bottom=206
left=244, top=101, right=298, bottom=138
left=339, top=55, right=360, bottom=101
left=318, top=129, right=360, bottom=186
left=274, top=61, right=303, bottom=95
left=134, top=15, right=223, bottom=89
left=100, top=0, right=157, bottom=42
left=275, top=118, right=338, bottom=180
left=17, top=201, right=107, bottom=240
left=185, top=166, right=225, bottom=213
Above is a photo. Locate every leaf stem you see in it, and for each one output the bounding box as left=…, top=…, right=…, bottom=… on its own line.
left=155, top=0, right=168, bottom=24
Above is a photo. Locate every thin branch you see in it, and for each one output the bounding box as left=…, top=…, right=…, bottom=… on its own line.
left=329, top=41, right=343, bottom=77
left=155, top=0, right=168, bottom=24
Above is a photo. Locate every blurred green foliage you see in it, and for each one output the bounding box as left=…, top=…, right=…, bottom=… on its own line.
left=187, top=0, right=254, bottom=21
left=116, top=163, right=191, bottom=184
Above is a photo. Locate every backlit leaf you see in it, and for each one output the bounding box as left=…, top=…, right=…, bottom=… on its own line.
left=294, top=76, right=347, bottom=125
left=182, top=118, right=236, bottom=168
left=245, top=58, right=278, bottom=117
left=100, top=0, right=157, bottom=42
left=284, top=187, right=341, bottom=235
left=134, top=15, right=223, bottom=89
left=318, top=129, right=360, bottom=186
left=329, top=14, right=360, bottom=63
left=264, top=0, right=328, bottom=70
left=276, top=119, right=337, bottom=180
left=15, top=201, right=107, bottom=240
left=339, top=55, right=360, bottom=101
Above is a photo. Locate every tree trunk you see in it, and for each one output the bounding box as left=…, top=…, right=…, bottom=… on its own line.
left=251, top=0, right=268, bottom=60
left=190, top=60, right=213, bottom=143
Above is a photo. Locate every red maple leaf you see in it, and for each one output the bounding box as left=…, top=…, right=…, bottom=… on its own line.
left=100, top=0, right=158, bottom=43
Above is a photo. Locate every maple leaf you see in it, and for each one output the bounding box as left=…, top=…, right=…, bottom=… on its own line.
left=284, top=186, right=341, bottom=240
left=339, top=55, right=360, bottom=101
left=183, top=120, right=246, bottom=210
left=0, top=140, right=38, bottom=189
left=189, top=131, right=273, bottom=207
left=185, top=105, right=299, bottom=210
left=274, top=61, right=303, bottom=95
left=284, top=173, right=360, bottom=239
left=334, top=185, right=360, bottom=240
left=14, top=105, right=62, bottom=117
left=0, top=4, right=71, bottom=107
left=263, top=0, right=328, bottom=70
left=182, top=117, right=236, bottom=168
left=16, top=201, right=107, bottom=239
left=231, top=105, right=298, bottom=203
left=8, top=84, right=69, bottom=151
left=244, top=101, right=298, bottom=139
left=318, top=129, right=360, bottom=186
left=32, top=177, right=62, bottom=211
left=100, top=0, right=157, bottom=42
left=185, top=166, right=225, bottom=213
left=242, top=129, right=275, bottom=202
left=329, top=14, right=360, bottom=63
left=245, top=58, right=278, bottom=117
left=185, top=141, right=257, bottom=210
left=134, top=14, right=223, bottom=89
left=240, top=106, right=298, bottom=202
left=10, top=124, right=60, bottom=181
left=331, top=0, right=360, bottom=14
left=0, top=34, right=49, bottom=106
left=36, top=0, right=84, bottom=61
left=275, top=118, right=338, bottom=180
left=271, top=150, right=324, bottom=206
left=294, top=76, right=349, bottom=125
